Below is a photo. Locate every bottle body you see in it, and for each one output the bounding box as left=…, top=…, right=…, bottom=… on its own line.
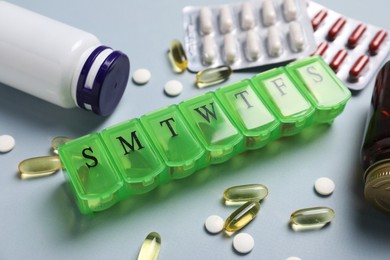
left=0, top=1, right=130, bottom=115
left=361, top=61, right=390, bottom=213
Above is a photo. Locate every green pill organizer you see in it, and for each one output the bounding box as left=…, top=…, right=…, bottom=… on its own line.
left=58, top=56, right=351, bottom=214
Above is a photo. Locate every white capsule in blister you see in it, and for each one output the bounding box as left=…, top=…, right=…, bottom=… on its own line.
left=267, top=26, right=282, bottom=57
left=283, top=0, right=297, bottom=21
left=224, top=33, right=237, bottom=64
left=203, top=34, right=216, bottom=65
left=246, top=30, right=261, bottom=60
left=241, top=2, right=255, bottom=30
left=200, top=7, right=213, bottom=35
left=220, top=5, right=234, bottom=34
left=262, top=0, right=277, bottom=26
left=289, top=21, right=305, bottom=51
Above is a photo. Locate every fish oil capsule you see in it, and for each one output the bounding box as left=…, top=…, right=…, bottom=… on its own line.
left=327, top=17, right=347, bottom=41
left=267, top=26, right=282, bottom=57
left=329, top=49, right=348, bottom=72
left=349, top=55, right=369, bottom=82
left=224, top=33, right=237, bottom=64
left=224, top=201, right=260, bottom=233
left=223, top=184, right=268, bottom=206
left=262, top=0, right=277, bottom=26
left=220, top=5, right=234, bottom=34
left=241, top=2, right=255, bottom=30
left=137, top=232, right=161, bottom=260
left=312, top=42, right=328, bottom=57
left=289, top=21, right=305, bottom=51
left=369, top=30, right=388, bottom=55
left=196, top=65, right=232, bottom=88
left=18, top=155, right=62, bottom=179
left=283, top=0, right=297, bottom=22
left=245, top=30, right=261, bottom=61
left=51, top=136, right=73, bottom=155
left=347, top=24, right=367, bottom=49
left=168, top=39, right=188, bottom=72
left=200, top=7, right=213, bottom=35
left=290, top=207, right=335, bottom=228
left=203, top=34, right=216, bottom=65
left=311, top=9, right=327, bottom=31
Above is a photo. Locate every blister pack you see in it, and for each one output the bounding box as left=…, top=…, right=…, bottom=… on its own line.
left=308, top=1, right=390, bottom=91
left=183, top=0, right=316, bottom=72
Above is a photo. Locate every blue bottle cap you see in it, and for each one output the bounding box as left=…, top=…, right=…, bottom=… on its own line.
left=76, top=46, right=130, bottom=116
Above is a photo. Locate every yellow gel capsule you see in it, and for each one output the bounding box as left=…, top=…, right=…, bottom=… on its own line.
left=224, top=201, right=260, bottom=233
left=51, top=136, right=73, bottom=155
left=196, top=65, right=232, bottom=88
left=168, top=39, right=188, bottom=73
left=290, top=207, right=335, bottom=230
left=137, top=232, right=161, bottom=260
left=224, top=184, right=269, bottom=206
left=18, top=155, right=62, bottom=179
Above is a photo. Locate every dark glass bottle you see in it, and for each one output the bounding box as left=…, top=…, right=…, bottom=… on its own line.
left=361, top=61, right=390, bottom=213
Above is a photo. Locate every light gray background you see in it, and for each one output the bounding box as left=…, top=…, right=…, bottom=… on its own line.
left=1, top=0, right=389, bottom=259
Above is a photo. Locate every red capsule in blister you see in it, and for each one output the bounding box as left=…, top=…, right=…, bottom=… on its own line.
left=369, top=30, right=388, bottom=55
left=312, top=42, right=328, bottom=57
left=329, top=49, right=348, bottom=72
left=311, top=9, right=327, bottom=31
left=327, top=17, right=347, bottom=41
left=349, top=55, right=370, bottom=82
left=347, top=24, right=367, bottom=49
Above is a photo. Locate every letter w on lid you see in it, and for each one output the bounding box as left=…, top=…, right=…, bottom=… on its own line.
left=179, top=92, right=243, bottom=163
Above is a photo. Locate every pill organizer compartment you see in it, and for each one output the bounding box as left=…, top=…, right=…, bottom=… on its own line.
left=58, top=56, right=351, bottom=214
left=179, top=92, right=245, bottom=164
left=252, top=67, right=315, bottom=136
left=100, top=119, right=168, bottom=194
left=215, top=80, right=280, bottom=150
left=183, top=0, right=317, bottom=72
left=307, top=1, right=390, bottom=91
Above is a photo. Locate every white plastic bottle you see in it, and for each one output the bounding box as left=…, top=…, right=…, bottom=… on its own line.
left=0, top=1, right=130, bottom=116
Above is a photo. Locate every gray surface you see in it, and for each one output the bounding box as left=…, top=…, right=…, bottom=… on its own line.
left=1, top=0, right=390, bottom=259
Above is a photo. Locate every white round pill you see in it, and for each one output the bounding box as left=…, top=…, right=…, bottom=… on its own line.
left=205, top=215, right=224, bottom=234
left=132, top=68, right=151, bottom=85
left=0, top=135, right=15, bottom=153
left=314, top=177, right=335, bottom=196
left=286, top=257, right=302, bottom=260
left=164, top=80, right=183, bottom=97
left=233, top=233, right=254, bottom=254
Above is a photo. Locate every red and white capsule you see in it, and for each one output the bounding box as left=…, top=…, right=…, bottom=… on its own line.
left=311, top=9, right=327, bottom=31
left=369, top=30, right=388, bottom=55
left=327, top=17, right=347, bottom=41
left=329, top=49, right=348, bottom=72
left=349, top=55, right=369, bottom=82
left=312, top=42, right=328, bottom=57
left=347, top=24, right=367, bottom=49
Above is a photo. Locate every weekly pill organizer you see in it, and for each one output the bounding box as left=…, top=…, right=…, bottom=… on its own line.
left=57, top=56, right=350, bottom=214
left=183, top=0, right=317, bottom=72
left=307, top=1, right=390, bottom=91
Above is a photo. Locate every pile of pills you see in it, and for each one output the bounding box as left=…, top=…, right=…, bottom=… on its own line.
left=204, top=184, right=268, bottom=254
left=308, top=1, right=390, bottom=91
left=204, top=181, right=337, bottom=255
left=183, top=0, right=316, bottom=72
